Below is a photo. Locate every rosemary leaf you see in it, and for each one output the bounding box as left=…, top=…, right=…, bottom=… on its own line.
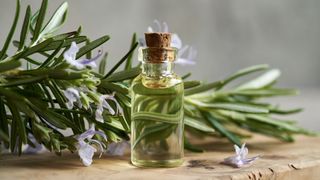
left=51, top=31, right=78, bottom=41
left=0, top=98, right=9, bottom=146
left=186, top=98, right=269, bottom=113
left=132, top=111, right=182, bottom=124
left=18, top=5, right=31, bottom=51
left=7, top=100, right=27, bottom=146
left=39, top=40, right=65, bottom=68
left=32, top=0, right=48, bottom=44
left=125, top=33, right=137, bottom=70
left=100, top=81, right=129, bottom=94
left=95, top=121, right=130, bottom=141
left=23, top=57, right=41, bottom=65
left=0, top=0, right=20, bottom=60
left=185, top=81, right=222, bottom=96
left=132, top=123, right=171, bottom=148
left=22, top=38, right=54, bottom=57
left=0, top=75, right=47, bottom=87
left=201, top=111, right=241, bottom=146
left=184, top=81, right=201, bottom=89
left=104, top=67, right=140, bottom=82
left=29, top=9, right=39, bottom=35
left=85, top=39, right=92, bottom=59
left=236, top=69, right=281, bottom=90
left=246, top=114, right=305, bottom=133
left=99, top=52, right=108, bottom=75
left=0, top=61, right=21, bottom=73
left=216, top=64, right=269, bottom=90
left=0, top=129, right=9, bottom=143
left=185, top=116, right=215, bottom=133
left=270, top=107, right=303, bottom=115
left=41, top=36, right=87, bottom=51
left=182, top=72, right=192, bottom=80
left=184, top=137, right=204, bottom=153
left=40, top=2, right=68, bottom=38
left=229, top=88, right=298, bottom=97
left=76, top=35, right=110, bottom=59
left=104, top=42, right=138, bottom=78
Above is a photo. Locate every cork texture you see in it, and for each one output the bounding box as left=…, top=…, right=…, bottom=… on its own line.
left=143, top=32, right=175, bottom=63
left=143, top=47, right=175, bottom=63
left=145, top=33, right=171, bottom=47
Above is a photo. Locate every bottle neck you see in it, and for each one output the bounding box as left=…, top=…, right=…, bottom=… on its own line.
left=139, top=47, right=177, bottom=77
left=142, top=61, right=174, bottom=77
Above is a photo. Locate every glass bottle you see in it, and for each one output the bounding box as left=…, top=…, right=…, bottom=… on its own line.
left=130, top=33, right=184, bottom=167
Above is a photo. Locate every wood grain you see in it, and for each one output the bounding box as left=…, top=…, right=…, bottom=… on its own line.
left=1, top=135, right=320, bottom=180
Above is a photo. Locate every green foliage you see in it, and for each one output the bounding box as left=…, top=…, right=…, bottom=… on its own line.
left=0, top=0, right=314, bottom=155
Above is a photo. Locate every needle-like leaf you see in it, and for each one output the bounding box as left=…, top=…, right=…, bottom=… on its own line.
left=216, top=64, right=269, bottom=90
left=32, top=0, right=48, bottom=43
left=0, top=0, right=20, bottom=60
left=236, top=69, right=281, bottom=90
left=201, top=111, right=241, bottom=146
left=99, top=53, right=108, bottom=75
left=104, top=66, right=140, bottom=82
left=18, top=5, right=31, bottom=51
left=40, top=2, right=68, bottom=37
left=76, top=35, right=110, bottom=59
left=125, top=33, right=137, bottom=70
left=0, top=61, right=21, bottom=73
left=104, top=42, right=138, bottom=78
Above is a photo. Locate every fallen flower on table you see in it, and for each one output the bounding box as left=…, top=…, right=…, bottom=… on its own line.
left=222, top=143, right=260, bottom=168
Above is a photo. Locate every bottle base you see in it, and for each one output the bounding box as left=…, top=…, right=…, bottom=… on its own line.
left=131, top=159, right=183, bottom=168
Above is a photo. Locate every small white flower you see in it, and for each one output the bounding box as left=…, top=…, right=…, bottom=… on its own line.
left=147, top=20, right=168, bottom=33
left=222, top=143, right=260, bottom=168
left=175, top=45, right=197, bottom=66
left=95, top=92, right=123, bottom=122
left=63, top=87, right=82, bottom=109
left=106, top=141, right=130, bottom=156
left=171, top=33, right=182, bottom=49
left=142, top=20, right=197, bottom=65
left=77, top=125, right=107, bottom=167
left=78, top=142, right=96, bottom=166
left=64, top=42, right=102, bottom=69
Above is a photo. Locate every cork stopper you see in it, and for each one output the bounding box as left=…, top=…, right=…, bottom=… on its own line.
left=145, top=33, right=171, bottom=47
left=143, top=32, right=176, bottom=63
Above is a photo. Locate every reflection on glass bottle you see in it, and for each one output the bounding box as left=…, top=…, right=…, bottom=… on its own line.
left=131, top=33, right=184, bottom=167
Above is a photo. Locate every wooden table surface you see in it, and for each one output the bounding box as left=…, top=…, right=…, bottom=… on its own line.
left=1, top=135, right=320, bottom=180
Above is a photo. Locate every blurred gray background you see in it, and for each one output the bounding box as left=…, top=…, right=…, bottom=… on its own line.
left=0, top=0, right=319, bottom=130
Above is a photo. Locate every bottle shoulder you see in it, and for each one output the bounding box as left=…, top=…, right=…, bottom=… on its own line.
left=131, top=73, right=183, bottom=89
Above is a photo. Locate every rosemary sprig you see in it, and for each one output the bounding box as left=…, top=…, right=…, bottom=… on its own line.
left=0, top=0, right=315, bottom=155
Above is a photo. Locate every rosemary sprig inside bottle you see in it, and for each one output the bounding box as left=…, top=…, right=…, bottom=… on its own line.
left=130, top=33, right=184, bottom=167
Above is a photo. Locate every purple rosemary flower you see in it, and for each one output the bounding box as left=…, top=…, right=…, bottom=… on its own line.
left=106, top=141, right=130, bottom=156
left=23, top=134, right=43, bottom=154
left=77, top=125, right=107, bottom=166
left=63, top=86, right=122, bottom=122
left=140, top=20, right=197, bottom=65
left=95, top=92, right=123, bottom=123
left=64, top=42, right=102, bottom=69
left=63, top=87, right=82, bottom=109
left=222, top=143, right=260, bottom=168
